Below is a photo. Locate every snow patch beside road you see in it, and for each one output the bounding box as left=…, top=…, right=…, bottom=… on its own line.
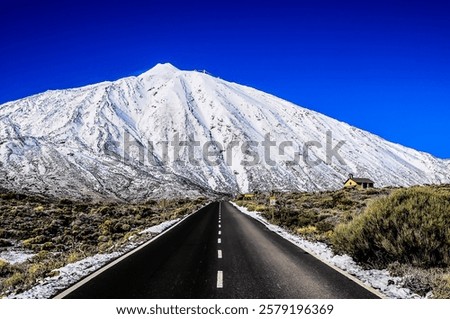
left=0, top=249, right=35, bottom=265
left=139, top=218, right=180, bottom=235
left=230, top=202, right=419, bottom=299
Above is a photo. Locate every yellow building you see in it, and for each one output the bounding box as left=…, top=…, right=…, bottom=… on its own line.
left=344, top=174, right=374, bottom=189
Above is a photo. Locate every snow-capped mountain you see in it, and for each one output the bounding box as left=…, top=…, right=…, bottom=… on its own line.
left=0, top=63, right=448, bottom=201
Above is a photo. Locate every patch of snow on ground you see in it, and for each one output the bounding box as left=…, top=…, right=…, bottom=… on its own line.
left=10, top=252, right=123, bottom=299
left=0, top=249, right=35, bottom=265
left=8, top=218, right=183, bottom=299
left=230, top=202, right=420, bottom=299
left=139, top=218, right=180, bottom=235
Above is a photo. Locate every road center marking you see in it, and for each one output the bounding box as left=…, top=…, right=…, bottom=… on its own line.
left=218, top=238, right=221, bottom=244
left=219, top=224, right=221, bottom=228
left=217, top=271, right=223, bottom=288
left=218, top=230, right=221, bottom=235
left=218, top=250, right=222, bottom=258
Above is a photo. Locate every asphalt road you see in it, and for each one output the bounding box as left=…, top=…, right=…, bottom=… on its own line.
left=58, top=202, right=379, bottom=299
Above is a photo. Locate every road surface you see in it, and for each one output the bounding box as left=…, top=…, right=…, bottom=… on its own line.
left=58, top=202, right=379, bottom=298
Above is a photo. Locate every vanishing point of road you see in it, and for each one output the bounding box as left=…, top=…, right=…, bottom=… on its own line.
left=56, top=202, right=379, bottom=299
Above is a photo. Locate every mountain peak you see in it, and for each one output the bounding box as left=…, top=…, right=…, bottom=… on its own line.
left=141, top=63, right=180, bottom=76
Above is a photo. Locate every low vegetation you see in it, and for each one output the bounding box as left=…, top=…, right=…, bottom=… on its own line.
left=0, top=191, right=207, bottom=297
left=234, top=185, right=450, bottom=298
left=235, top=187, right=391, bottom=243
left=332, top=186, right=450, bottom=268
left=3, top=184, right=449, bottom=298
left=388, top=262, right=450, bottom=299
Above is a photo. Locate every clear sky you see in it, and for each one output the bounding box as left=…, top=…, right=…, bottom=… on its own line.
left=1, top=0, right=449, bottom=158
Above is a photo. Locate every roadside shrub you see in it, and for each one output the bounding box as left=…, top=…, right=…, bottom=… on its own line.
left=34, top=205, right=45, bottom=212
left=245, top=204, right=257, bottom=211
left=296, top=225, right=318, bottom=238
left=433, top=274, right=450, bottom=298
left=332, top=187, right=450, bottom=268
left=316, top=220, right=335, bottom=233
left=388, top=262, right=450, bottom=298
left=0, top=260, right=15, bottom=277
left=42, top=242, right=54, bottom=250
left=66, top=251, right=85, bottom=264
left=22, top=235, right=48, bottom=250
left=3, top=272, right=25, bottom=288
left=255, top=205, right=269, bottom=212
left=98, top=240, right=113, bottom=252
left=296, top=210, right=318, bottom=227
left=27, top=263, right=48, bottom=281
left=234, top=200, right=244, bottom=206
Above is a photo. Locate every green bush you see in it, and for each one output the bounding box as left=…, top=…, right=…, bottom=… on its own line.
left=22, top=235, right=48, bottom=249
left=3, top=272, right=25, bottom=288
left=332, top=187, right=450, bottom=268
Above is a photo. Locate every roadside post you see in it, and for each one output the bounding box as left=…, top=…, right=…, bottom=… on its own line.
left=269, top=195, right=276, bottom=221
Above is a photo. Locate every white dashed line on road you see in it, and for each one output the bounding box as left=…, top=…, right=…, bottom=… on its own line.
left=217, top=271, right=223, bottom=288
left=217, top=204, right=224, bottom=289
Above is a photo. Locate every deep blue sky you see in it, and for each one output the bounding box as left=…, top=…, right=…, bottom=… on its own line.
left=1, top=0, right=449, bottom=158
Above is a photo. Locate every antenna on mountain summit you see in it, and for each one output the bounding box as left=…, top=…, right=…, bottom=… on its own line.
left=194, top=69, right=214, bottom=76
left=199, top=69, right=214, bottom=76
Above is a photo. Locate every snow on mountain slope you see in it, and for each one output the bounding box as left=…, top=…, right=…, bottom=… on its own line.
left=0, top=63, right=448, bottom=201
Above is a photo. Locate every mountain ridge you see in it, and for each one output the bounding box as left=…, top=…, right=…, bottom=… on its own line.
left=0, top=63, right=448, bottom=201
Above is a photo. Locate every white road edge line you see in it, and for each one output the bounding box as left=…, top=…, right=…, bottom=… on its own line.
left=217, top=271, right=223, bottom=288
left=229, top=201, right=386, bottom=299
left=218, top=250, right=222, bottom=259
left=53, top=203, right=211, bottom=299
